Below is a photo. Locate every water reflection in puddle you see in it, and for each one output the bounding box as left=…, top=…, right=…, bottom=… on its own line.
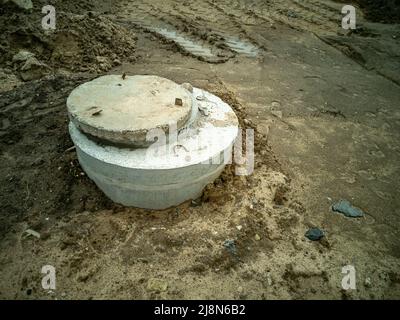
left=224, top=37, right=259, bottom=57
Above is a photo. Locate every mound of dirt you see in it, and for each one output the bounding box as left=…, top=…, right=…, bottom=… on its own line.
left=0, top=0, right=137, bottom=79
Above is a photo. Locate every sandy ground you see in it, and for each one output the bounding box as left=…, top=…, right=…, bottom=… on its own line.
left=0, top=0, right=399, bottom=299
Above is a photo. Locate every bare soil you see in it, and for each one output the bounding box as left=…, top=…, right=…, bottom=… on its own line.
left=0, top=0, right=399, bottom=300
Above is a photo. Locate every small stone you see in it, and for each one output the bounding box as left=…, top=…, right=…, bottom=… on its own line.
left=254, top=234, right=261, bottom=241
left=198, top=105, right=209, bottom=116
left=236, top=225, right=243, bottom=231
left=175, top=98, right=183, bottom=106
left=91, top=108, right=103, bottom=116
left=20, top=57, right=49, bottom=81
left=147, top=278, right=168, bottom=293
left=271, top=101, right=281, bottom=108
left=364, top=277, right=372, bottom=288
left=190, top=197, right=202, bottom=207
left=0, top=68, right=21, bottom=92
left=12, top=50, right=34, bottom=63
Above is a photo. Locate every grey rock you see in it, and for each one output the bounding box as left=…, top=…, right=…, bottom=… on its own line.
left=5, top=0, right=33, bottom=10
left=12, top=50, right=34, bottom=63
left=181, top=82, right=193, bottom=93
left=364, top=277, right=372, bottom=288
left=332, top=199, right=364, bottom=218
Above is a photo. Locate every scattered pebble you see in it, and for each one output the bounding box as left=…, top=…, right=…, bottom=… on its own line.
left=305, top=228, right=324, bottom=241
left=271, top=110, right=283, bottom=119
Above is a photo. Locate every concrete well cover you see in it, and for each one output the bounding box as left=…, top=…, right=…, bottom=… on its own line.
left=69, top=86, right=239, bottom=209
left=67, top=75, right=192, bottom=146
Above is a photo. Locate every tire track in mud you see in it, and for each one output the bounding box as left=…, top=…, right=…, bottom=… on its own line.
left=115, top=0, right=264, bottom=62
left=114, top=0, right=344, bottom=65
left=115, top=0, right=398, bottom=87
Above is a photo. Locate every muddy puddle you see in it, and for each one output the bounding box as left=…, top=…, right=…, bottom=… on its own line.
left=150, top=27, right=216, bottom=58
left=223, top=37, right=260, bottom=57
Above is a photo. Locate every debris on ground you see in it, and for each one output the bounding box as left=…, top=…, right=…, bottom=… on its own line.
left=305, top=228, right=324, bottom=241
left=332, top=199, right=365, bottom=218
left=22, top=229, right=41, bottom=239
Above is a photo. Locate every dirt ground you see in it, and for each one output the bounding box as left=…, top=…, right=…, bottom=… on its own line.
left=0, top=0, right=399, bottom=300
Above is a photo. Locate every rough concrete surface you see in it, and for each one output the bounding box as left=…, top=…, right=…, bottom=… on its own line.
left=68, top=87, right=238, bottom=209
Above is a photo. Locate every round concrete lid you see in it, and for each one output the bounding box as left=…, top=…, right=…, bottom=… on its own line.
left=67, top=75, right=193, bottom=147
